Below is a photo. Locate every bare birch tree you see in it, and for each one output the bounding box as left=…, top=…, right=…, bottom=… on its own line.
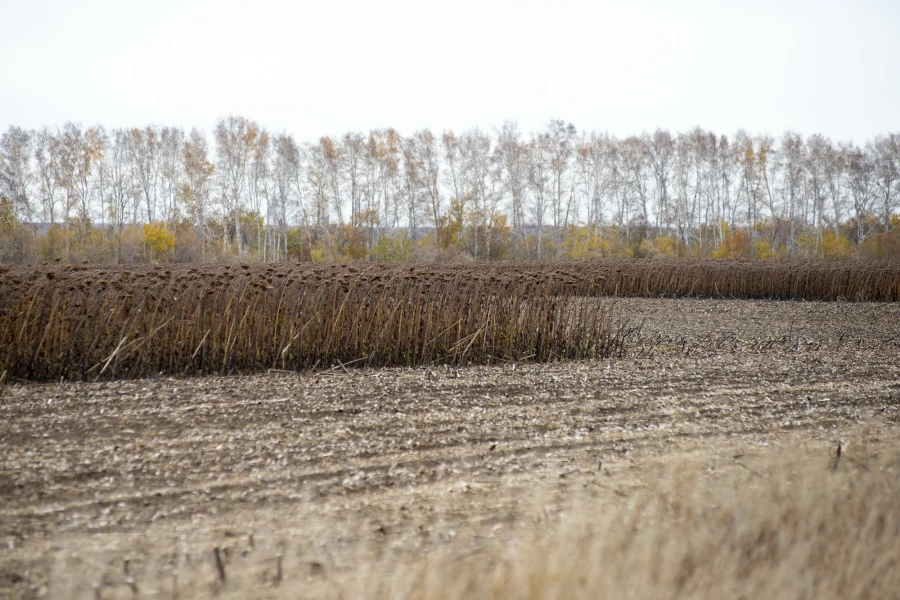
left=0, top=126, right=34, bottom=221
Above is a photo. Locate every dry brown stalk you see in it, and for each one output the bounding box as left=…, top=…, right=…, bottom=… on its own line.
left=2, top=259, right=897, bottom=381
left=0, top=261, right=623, bottom=381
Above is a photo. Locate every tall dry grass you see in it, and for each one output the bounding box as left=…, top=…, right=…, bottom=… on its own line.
left=371, top=450, right=900, bottom=599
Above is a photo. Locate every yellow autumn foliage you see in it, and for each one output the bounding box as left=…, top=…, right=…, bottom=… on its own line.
left=142, top=222, right=175, bottom=262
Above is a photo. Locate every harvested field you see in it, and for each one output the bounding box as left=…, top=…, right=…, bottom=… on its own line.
left=1, top=297, right=899, bottom=599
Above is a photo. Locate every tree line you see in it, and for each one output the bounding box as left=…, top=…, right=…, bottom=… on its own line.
left=1, top=117, right=899, bottom=264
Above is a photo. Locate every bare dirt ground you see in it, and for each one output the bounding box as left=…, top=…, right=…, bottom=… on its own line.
left=1, top=298, right=899, bottom=598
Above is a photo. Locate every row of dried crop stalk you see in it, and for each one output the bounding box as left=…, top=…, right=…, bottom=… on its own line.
left=3, top=258, right=898, bottom=298
left=0, top=263, right=620, bottom=381
left=1, top=259, right=898, bottom=381
left=588, top=258, right=900, bottom=300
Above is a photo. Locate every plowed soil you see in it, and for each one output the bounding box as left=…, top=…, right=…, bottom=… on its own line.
left=2, top=298, right=899, bottom=599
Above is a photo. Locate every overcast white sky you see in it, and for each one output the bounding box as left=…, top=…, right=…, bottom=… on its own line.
left=2, top=0, right=898, bottom=143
